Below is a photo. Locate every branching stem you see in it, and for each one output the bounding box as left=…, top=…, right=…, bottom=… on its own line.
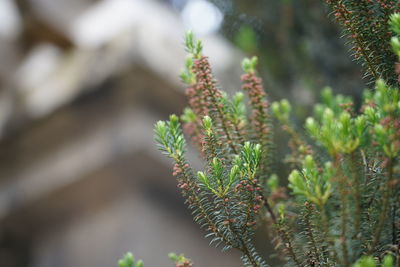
left=304, top=202, right=322, bottom=264
left=350, top=152, right=362, bottom=235
left=240, top=241, right=261, bottom=267
left=339, top=5, right=380, bottom=80
left=263, top=200, right=302, bottom=266
left=177, top=158, right=235, bottom=248
left=334, top=154, right=350, bottom=267
left=371, top=157, right=394, bottom=251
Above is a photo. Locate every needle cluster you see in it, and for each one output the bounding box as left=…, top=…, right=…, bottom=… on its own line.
left=144, top=8, right=400, bottom=267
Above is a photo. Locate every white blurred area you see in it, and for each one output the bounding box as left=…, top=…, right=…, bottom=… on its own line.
left=182, top=0, right=223, bottom=35
left=0, top=0, right=22, bottom=40
left=0, top=0, right=243, bottom=266
left=0, top=0, right=236, bottom=121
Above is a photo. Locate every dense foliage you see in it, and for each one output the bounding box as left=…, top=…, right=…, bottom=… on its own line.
left=124, top=4, right=400, bottom=267
left=325, top=0, right=400, bottom=85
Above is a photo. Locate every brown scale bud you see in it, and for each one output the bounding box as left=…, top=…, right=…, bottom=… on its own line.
left=246, top=221, right=257, bottom=227
left=246, top=184, right=254, bottom=191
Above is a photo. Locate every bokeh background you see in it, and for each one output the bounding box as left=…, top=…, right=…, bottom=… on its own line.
left=0, top=0, right=365, bottom=266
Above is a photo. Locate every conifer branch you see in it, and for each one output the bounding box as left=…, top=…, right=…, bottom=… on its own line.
left=193, top=56, right=240, bottom=155
left=334, top=154, right=350, bottom=267
left=303, top=202, right=322, bottom=265
left=371, top=157, right=394, bottom=252
left=152, top=17, right=400, bottom=266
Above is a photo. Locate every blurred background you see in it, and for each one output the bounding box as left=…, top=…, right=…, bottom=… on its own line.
left=0, top=0, right=365, bottom=266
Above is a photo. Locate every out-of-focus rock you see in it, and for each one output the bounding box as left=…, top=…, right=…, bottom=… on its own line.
left=0, top=0, right=22, bottom=41
left=0, top=0, right=245, bottom=266
left=15, top=44, right=92, bottom=118
left=6, top=0, right=242, bottom=127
